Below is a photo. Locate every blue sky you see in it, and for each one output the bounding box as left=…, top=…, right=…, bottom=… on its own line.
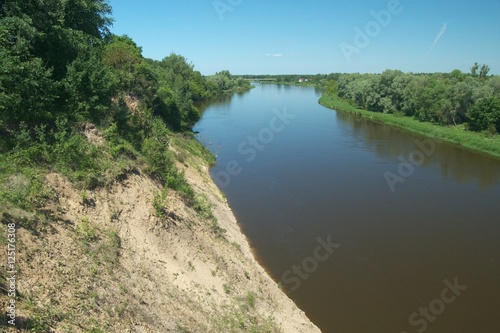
left=109, top=0, right=500, bottom=75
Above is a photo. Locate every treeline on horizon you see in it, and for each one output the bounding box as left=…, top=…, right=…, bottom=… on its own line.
left=241, top=68, right=500, bottom=135
left=330, top=66, right=500, bottom=134
left=239, top=74, right=342, bottom=85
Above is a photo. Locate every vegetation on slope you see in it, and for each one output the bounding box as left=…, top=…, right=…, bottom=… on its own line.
left=0, top=1, right=271, bottom=331
left=0, top=0, right=251, bottom=203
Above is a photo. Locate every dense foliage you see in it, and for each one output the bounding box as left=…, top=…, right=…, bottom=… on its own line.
left=0, top=0, right=251, bottom=171
left=0, top=0, right=112, bottom=134
left=0, top=0, right=251, bottom=142
left=0, top=0, right=251, bottom=211
left=334, top=67, right=500, bottom=134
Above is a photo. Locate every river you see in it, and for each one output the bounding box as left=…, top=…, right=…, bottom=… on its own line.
left=193, top=83, right=500, bottom=333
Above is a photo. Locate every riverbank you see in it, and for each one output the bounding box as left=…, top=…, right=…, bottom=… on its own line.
left=0, top=127, right=321, bottom=332
left=319, top=92, right=500, bottom=159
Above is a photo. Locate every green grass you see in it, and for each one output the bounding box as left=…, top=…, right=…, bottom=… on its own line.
left=319, top=93, right=500, bottom=159
left=153, top=189, right=169, bottom=217
left=223, top=284, right=231, bottom=294
left=172, top=132, right=216, bottom=166
left=214, top=302, right=280, bottom=333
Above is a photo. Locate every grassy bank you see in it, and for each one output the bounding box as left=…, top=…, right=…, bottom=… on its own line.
left=319, top=93, right=500, bottom=159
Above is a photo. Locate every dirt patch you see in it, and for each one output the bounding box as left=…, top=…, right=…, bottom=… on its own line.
left=80, top=122, right=106, bottom=146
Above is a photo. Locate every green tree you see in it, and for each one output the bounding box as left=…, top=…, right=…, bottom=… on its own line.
left=443, top=77, right=480, bottom=125
left=471, top=62, right=480, bottom=77
left=467, top=97, right=500, bottom=133
left=325, top=80, right=338, bottom=96
left=449, top=69, right=466, bottom=82
left=103, top=34, right=157, bottom=101
left=0, top=0, right=113, bottom=132
left=63, top=47, right=113, bottom=123
left=335, top=67, right=497, bottom=130
left=470, top=63, right=490, bottom=79
left=0, top=12, right=56, bottom=133
left=391, top=73, right=413, bottom=113
left=480, top=64, right=490, bottom=79
left=487, top=76, right=500, bottom=96
left=413, top=77, right=447, bottom=122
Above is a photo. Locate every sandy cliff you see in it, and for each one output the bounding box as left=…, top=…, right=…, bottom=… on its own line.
left=1, top=138, right=321, bottom=332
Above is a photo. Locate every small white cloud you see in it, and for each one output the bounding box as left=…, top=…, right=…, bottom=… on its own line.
left=428, top=23, right=448, bottom=53
left=265, top=53, right=283, bottom=58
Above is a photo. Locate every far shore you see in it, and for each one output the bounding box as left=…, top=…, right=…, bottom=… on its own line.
left=319, top=92, right=500, bottom=159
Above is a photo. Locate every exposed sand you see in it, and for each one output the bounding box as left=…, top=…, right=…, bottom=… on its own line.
left=1, top=145, right=322, bottom=332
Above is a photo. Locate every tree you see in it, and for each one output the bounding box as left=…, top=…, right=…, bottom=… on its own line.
left=63, top=47, right=113, bottom=123
left=103, top=34, right=156, bottom=99
left=449, top=69, right=465, bottom=83
left=0, top=0, right=113, bottom=131
left=0, top=11, right=56, bottom=129
left=487, top=76, right=500, bottom=96
left=325, top=80, right=338, bottom=96
left=471, top=62, right=480, bottom=77
left=335, top=67, right=498, bottom=130
left=413, top=77, right=447, bottom=122
left=480, top=64, right=490, bottom=79
left=467, top=97, right=500, bottom=133
left=444, top=77, right=480, bottom=125
left=391, top=73, right=413, bottom=112
left=471, top=63, right=490, bottom=79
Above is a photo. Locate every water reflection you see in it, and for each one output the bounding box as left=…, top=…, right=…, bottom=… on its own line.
left=335, top=111, right=500, bottom=188
left=195, top=93, right=235, bottom=112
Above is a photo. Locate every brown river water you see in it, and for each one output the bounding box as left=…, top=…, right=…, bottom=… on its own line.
left=194, top=84, right=500, bottom=333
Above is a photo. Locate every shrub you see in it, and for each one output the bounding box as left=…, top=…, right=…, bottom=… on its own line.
left=467, top=97, right=500, bottom=133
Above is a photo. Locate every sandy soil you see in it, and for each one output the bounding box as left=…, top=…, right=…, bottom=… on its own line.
left=1, top=144, right=321, bottom=332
